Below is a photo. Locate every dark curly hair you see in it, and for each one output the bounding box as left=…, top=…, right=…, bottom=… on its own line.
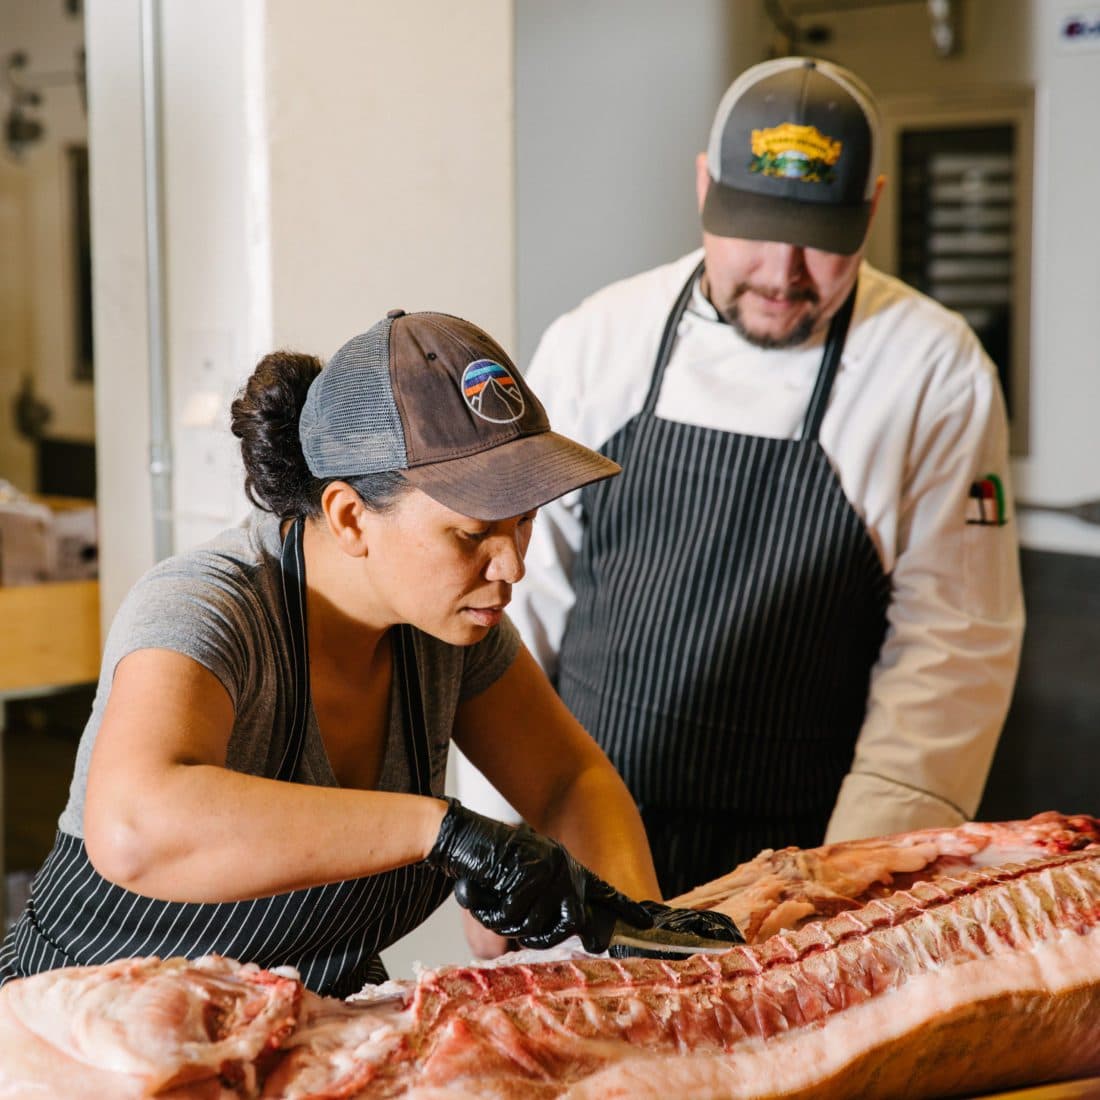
left=230, top=349, right=408, bottom=518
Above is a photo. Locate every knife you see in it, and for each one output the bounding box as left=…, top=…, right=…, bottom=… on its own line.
left=606, top=918, right=739, bottom=958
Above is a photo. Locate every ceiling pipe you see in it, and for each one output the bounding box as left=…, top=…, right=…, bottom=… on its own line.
left=783, top=0, right=926, bottom=12
left=139, top=0, right=173, bottom=562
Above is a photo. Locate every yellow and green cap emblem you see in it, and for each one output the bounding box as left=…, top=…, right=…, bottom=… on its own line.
left=749, top=123, right=843, bottom=184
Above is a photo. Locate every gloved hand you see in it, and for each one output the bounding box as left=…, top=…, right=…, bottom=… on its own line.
left=608, top=900, right=745, bottom=960
left=426, top=798, right=654, bottom=953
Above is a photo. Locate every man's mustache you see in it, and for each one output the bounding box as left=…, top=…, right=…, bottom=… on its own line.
left=734, top=282, right=820, bottom=305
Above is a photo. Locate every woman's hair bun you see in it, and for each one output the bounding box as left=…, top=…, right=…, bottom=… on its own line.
left=230, top=350, right=324, bottom=516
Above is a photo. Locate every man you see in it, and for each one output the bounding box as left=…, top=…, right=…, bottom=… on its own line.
left=460, top=56, right=1024, bottom=935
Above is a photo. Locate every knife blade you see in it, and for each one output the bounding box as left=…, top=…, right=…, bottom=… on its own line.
left=606, top=919, right=738, bottom=958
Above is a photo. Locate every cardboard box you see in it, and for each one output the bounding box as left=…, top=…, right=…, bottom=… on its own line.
left=0, top=496, right=98, bottom=585
left=51, top=505, right=98, bottom=581
left=0, top=499, right=55, bottom=585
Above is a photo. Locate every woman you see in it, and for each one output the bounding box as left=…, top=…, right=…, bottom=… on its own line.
left=0, top=310, right=738, bottom=997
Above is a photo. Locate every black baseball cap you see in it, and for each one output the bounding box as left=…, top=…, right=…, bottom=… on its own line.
left=299, top=310, right=620, bottom=521
left=701, top=56, right=880, bottom=255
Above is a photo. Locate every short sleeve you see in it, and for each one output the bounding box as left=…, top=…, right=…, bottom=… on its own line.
left=101, top=560, right=258, bottom=711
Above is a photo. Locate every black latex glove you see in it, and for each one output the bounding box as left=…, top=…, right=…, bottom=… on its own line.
left=608, top=899, right=745, bottom=960
left=427, top=798, right=654, bottom=953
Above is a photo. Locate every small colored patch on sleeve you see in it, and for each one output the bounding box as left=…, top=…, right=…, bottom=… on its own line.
left=966, top=473, right=1008, bottom=526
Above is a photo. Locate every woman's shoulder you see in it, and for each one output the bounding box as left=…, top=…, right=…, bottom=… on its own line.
left=105, top=512, right=285, bottom=673
left=129, top=512, right=279, bottom=608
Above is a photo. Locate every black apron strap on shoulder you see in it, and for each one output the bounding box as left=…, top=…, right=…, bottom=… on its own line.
left=394, top=625, right=433, bottom=795
left=277, top=520, right=432, bottom=795
left=641, top=259, right=706, bottom=416
left=276, top=516, right=311, bottom=783
left=799, top=281, right=858, bottom=444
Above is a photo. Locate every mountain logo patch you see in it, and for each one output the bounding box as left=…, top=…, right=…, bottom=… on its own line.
left=461, top=360, right=525, bottom=424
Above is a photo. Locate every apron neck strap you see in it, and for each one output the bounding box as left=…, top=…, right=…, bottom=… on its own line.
left=393, top=625, right=433, bottom=795
left=799, top=280, right=858, bottom=443
left=277, top=517, right=433, bottom=794
left=277, top=516, right=310, bottom=782
left=644, top=260, right=858, bottom=444
left=642, top=258, right=705, bottom=416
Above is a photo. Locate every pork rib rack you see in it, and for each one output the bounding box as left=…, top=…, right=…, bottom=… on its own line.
left=346, top=849, right=1100, bottom=1098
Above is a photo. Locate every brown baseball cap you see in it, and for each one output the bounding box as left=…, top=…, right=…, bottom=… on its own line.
left=299, top=310, right=620, bottom=520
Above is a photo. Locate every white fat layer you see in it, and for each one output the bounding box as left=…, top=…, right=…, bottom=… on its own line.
left=563, top=926, right=1100, bottom=1099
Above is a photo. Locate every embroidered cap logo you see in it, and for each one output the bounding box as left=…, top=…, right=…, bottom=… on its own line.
left=461, top=359, right=525, bottom=424
left=749, top=122, right=843, bottom=184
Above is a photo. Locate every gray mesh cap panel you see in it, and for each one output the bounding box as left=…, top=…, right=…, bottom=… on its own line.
left=299, top=317, right=409, bottom=477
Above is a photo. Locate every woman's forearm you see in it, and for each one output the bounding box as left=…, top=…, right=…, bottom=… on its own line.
left=85, top=764, right=448, bottom=902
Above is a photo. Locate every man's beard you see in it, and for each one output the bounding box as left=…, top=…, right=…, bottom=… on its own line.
left=718, top=283, right=820, bottom=350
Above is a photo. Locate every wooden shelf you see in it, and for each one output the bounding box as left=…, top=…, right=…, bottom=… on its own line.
left=0, top=579, right=101, bottom=694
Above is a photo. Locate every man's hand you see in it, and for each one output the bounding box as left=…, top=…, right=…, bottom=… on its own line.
left=459, top=908, right=514, bottom=960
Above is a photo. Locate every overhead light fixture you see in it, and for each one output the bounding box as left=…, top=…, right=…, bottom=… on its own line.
left=928, top=0, right=961, bottom=57
left=766, top=0, right=963, bottom=59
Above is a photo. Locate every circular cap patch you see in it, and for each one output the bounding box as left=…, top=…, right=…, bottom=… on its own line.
left=461, top=359, right=525, bottom=424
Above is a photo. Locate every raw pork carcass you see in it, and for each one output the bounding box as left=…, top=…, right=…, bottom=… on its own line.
left=304, top=850, right=1100, bottom=1098
left=671, top=810, right=1100, bottom=942
left=2, top=813, right=1100, bottom=1099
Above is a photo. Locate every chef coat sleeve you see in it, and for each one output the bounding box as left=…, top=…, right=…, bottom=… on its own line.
left=825, top=332, right=1025, bottom=843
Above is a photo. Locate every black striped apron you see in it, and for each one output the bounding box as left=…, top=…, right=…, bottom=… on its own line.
left=0, top=518, right=452, bottom=996
left=557, top=261, right=891, bottom=897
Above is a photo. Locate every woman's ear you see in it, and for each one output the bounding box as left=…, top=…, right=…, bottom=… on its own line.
left=320, top=481, right=371, bottom=557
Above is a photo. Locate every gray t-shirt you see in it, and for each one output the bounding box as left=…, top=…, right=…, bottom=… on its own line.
left=59, top=511, right=519, bottom=837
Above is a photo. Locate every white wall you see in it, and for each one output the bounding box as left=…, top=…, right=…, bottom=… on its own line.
left=87, top=0, right=1100, bottom=588
left=800, top=0, right=1100, bottom=555
left=0, top=0, right=90, bottom=491
left=159, top=0, right=266, bottom=554
left=87, top=0, right=269, bottom=612
left=86, top=0, right=154, bottom=615
left=1018, top=0, right=1100, bottom=555
left=514, top=0, right=768, bottom=364
left=264, top=0, right=516, bottom=358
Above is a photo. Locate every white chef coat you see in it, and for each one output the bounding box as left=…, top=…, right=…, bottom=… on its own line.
left=463, top=249, right=1024, bottom=844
